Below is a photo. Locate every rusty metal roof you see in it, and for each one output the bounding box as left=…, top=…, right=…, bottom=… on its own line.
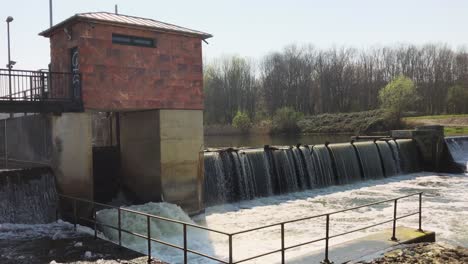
left=39, top=12, right=212, bottom=39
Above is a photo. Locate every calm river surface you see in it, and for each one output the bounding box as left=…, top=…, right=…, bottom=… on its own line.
left=204, top=134, right=353, bottom=148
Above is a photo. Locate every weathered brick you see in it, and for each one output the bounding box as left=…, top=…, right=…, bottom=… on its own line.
left=48, top=21, right=204, bottom=111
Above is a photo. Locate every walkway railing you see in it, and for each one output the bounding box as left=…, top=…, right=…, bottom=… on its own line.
left=0, top=69, right=81, bottom=102
left=59, top=192, right=424, bottom=264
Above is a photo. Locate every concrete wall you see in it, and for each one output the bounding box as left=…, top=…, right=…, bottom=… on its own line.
left=391, top=125, right=445, bottom=172
left=120, top=109, right=204, bottom=213
left=51, top=113, right=93, bottom=200
left=0, top=114, right=51, bottom=168
left=160, top=109, right=204, bottom=212
left=120, top=110, right=161, bottom=201
left=48, top=22, right=204, bottom=111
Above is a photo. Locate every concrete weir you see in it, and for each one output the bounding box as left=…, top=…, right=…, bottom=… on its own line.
left=120, top=109, right=204, bottom=214
left=286, top=227, right=436, bottom=264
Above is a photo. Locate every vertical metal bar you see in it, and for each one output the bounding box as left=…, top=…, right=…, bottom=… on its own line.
left=118, top=207, right=122, bottom=247
left=281, top=223, right=285, bottom=264
left=147, top=215, right=151, bottom=263
left=391, top=199, right=398, bottom=241
left=93, top=207, right=97, bottom=239
left=49, top=0, right=53, bottom=27
left=229, top=234, right=233, bottom=264
left=40, top=72, right=45, bottom=99
left=73, top=199, right=77, bottom=231
left=323, top=214, right=331, bottom=264
left=183, top=224, right=188, bottom=264
left=7, top=22, right=12, bottom=102
left=29, top=76, right=33, bottom=100
left=4, top=119, right=7, bottom=169
left=418, top=193, right=423, bottom=232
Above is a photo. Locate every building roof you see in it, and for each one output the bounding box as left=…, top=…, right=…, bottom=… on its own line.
left=39, top=12, right=212, bottom=39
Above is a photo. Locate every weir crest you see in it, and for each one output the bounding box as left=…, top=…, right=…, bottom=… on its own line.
left=204, top=139, right=422, bottom=206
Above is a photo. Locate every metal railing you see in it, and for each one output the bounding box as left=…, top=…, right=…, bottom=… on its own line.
left=0, top=69, right=81, bottom=102
left=59, top=192, right=424, bottom=264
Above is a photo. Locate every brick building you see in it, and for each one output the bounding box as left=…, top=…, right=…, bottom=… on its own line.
left=37, top=12, right=212, bottom=213
left=40, top=12, right=211, bottom=110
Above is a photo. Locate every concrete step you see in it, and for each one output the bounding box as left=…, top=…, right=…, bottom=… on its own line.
left=283, top=226, right=435, bottom=264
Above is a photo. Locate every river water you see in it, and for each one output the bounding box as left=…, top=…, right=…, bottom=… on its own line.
left=97, top=172, right=468, bottom=264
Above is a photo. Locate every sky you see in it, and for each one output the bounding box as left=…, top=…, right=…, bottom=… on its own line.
left=0, top=0, right=467, bottom=70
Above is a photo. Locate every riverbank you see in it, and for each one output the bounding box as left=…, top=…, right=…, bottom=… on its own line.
left=357, top=243, right=468, bottom=264
left=205, top=110, right=395, bottom=136
left=404, top=114, right=468, bottom=136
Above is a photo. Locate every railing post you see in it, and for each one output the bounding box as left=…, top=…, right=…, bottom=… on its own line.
left=147, top=215, right=151, bottom=264
left=281, top=223, right=285, bottom=264
left=118, top=207, right=122, bottom=247
left=229, top=234, right=233, bottom=264
left=40, top=72, right=45, bottom=99
left=73, top=199, right=77, bottom=231
left=391, top=199, right=398, bottom=241
left=321, top=214, right=332, bottom=264
left=418, top=193, right=423, bottom=232
left=183, top=224, right=188, bottom=264
left=93, top=207, right=97, bottom=239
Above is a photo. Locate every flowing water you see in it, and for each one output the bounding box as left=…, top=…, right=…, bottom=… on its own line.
left=93, top=138, right=467, bottom=263
left=0, top=169, right=57, bottom=224
left=203, top=140, right=407, bottom=206
left=446, top=136, right=468, bottom=171
left=97, top=173, right=468, bottom=264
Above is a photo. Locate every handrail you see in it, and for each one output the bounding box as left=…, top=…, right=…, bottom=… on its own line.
left=58, top=192, right=424, bottom=264
left=0, top=68, right=81, bottom=103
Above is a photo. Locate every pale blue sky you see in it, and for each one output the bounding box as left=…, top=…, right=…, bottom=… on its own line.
left=1, top=0, right=467, bottom=70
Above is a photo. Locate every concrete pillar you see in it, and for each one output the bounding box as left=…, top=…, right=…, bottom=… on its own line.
left=391, top=125, right=445, bottom=172
left=51, top=112, right=93, bottom=200
left=159, top=109, right=204, bottom=214
left=120, top=109, right=204, bottom=214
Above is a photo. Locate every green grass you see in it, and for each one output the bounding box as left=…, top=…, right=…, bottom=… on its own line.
left=298, top=110, right=395, bottom=134
left=444, top=126, right=468, bottom=136
left=405, top=114, right=468, bottom=120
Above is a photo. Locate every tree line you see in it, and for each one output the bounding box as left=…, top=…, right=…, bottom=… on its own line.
left=203, top=44, right=468, bottom=125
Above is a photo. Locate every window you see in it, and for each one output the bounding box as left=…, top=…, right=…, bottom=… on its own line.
left=112, top=34, right=155, bottom=48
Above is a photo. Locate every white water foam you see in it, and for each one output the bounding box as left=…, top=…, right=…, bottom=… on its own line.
left=96, top=173, right=468, bottom=264
left=446, top=136, right=468, bottom=171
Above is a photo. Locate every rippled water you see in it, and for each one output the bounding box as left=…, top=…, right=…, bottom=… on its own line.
left=194, top=173, right=468, bottom=263
left=97, top=173, right=468, bottom=264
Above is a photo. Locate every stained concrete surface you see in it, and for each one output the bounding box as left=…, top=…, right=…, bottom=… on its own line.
left=283, top=227, right=435, bottom=264
left=0, top=233, right=165, bottom=264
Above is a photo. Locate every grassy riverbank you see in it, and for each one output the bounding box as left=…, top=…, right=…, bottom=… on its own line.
left=298, top=110, right=395, bottom=134
left=404, top=114, right=468, bottom=136
left=205, top=111, right=468, bottom=137
left=205, top=110, right=396, bottom=136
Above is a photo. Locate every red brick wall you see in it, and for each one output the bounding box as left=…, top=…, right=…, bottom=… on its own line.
left=49, top=22, right=204, bottom=110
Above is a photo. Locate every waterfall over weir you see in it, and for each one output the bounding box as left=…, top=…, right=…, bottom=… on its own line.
left=445, top=136, right=468, bottom=171
left=204, top=139, right=422, bottom=206
left=0, top=168, right=58, bottom=224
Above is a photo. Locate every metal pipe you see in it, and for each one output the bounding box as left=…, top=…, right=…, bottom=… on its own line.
left=323, top=214, right=331, bottom=264
left=49, top=0, right=53, bottom=27
left=229, top=235, right=233, bottom=264
left=4, top=119, right=7, bottom=168
left=147, top=215, right=151, bottom=263
left=118, top=207, right=122, bottom=247
left=418, top=193, right=423, bottom=232
left=6, top=19, right=12, bottom=102
left=183, top=224, right=188, bottom=264
left=281, top=223, right=285, bottom=264
left=391, top=199, right=398, bottom=241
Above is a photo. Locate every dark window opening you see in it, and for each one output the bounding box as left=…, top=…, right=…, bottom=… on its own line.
left=112, top=34, right=155, bottom=48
